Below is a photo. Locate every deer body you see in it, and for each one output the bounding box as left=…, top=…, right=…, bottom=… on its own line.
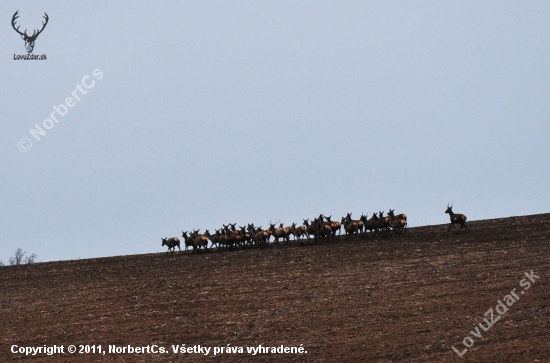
left=360, top=213, right=379, bottom=236
left=445, top=204, right=467, bottom=233
left=269, top=223, right=291, bottom=244
left=377, top=211, right=391, bottom=236
left=161, top=237, right=181, bottom=254
left=181, top=231, right=197, bottom=251
left=341, top=217, right=359, bottom=239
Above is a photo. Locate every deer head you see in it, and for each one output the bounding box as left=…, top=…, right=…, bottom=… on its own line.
left=12, top=11, right=49, bottom=54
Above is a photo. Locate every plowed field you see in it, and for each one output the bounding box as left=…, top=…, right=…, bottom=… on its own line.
left=1, top=214, right=549, bottom=362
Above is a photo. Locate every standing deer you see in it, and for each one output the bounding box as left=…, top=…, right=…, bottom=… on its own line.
left=249, top=225, right=270, bottom=248
left=341, top=217, right=359, bottom=240
left=377, top=211, right=391, bottom=236
left=181, top=231, right=196, bottom=252
left=303, top=219, right=317, bottom=242
left=324, top=215, right=342, bottom=238
left=445, top=203, right=467, bottom=233
left=387, top=209, right=407, bottom=222
left=239, top=226, right=253, bottom=248
left=217, top=230, right=232, bottom=251
left=193, top=230, right=209, bottom=251
left=313, top=217, right=333, bottom=242
left=343, top=213, right=364, bottom=237
left=360, top=213, right=379, bottom=237
left=387, top=211, right=407, bottom=236
left=205, top=229, right=220, bottom=249
left=161, top=237, right=181, bottom=254
left=269, top=223, right=291, bottom=245
left=293, top=223, right=308, bottom=244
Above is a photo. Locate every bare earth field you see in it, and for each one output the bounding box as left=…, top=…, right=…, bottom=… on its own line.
left=1, top=214, right=549, bottom=362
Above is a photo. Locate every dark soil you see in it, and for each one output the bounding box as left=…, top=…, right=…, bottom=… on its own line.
left=1, top=214, right=549, bottom=362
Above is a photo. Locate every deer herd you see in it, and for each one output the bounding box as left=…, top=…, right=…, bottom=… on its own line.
left=161, top=204, right=468, bottom=254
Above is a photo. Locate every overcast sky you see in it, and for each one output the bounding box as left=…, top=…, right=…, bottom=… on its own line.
left=1, top=1, right=549, bottom=262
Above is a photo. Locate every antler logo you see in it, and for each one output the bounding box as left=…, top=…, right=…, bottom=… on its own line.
left=11, top=10, right=49, bottom=54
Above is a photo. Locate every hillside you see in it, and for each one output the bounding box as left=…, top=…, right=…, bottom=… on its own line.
left=1, top=214, right=549, bottom=362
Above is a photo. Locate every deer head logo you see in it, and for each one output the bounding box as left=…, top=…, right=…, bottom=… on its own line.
left=12, top=11, right=49, bottom=54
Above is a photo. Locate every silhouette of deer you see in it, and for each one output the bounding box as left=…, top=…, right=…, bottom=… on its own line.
left=12, top=11, right=49, bottom=53
left=445, top=203, right=467, bottom=233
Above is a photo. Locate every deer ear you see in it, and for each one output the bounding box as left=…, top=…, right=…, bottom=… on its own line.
left=21, top=34, right=26, bottom=40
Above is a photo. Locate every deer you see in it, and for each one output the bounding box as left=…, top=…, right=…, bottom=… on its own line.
left=324, top=215, right=342, bottom=237
left=278, top=222, right=295, bottom=240
left=377, top=211, right=391, bottom=236
left=221, top=223, right=242, bottom=249
left=387, top=211, right=407, bottom=236
left=194, top=230, right=209, bottom=251
left=360, top=213, right=379, bottom=237
left=12, top=11, right=49, bottom=54
left=161, top=237, right=181, bottom=254
left=205, top=229, right=220, bottom=249
left=287, top=223, right=297, bottom=241
left=249, top=225, right=270, bottom=248
left=216, top=229, right=233, bottom=251
left=445, top=203, right=467, bottom=233
left=239, top=226, right=253, bottom=248
left=341, top=217, right=359, bottom=240
left=222, top=223, right=238, bottom=234
left=226, top=229, right=242, bottom=249
left=311, top=217, right=332, bottom=242
left=303, top=219, right=317, bottom=242
left=387, top=209, right=407, bottom=222
left=181, top=231, right=198, bottom=252
left=293, top=223, right=308, bottom=244
left=343, top=213, right=364, bottom=237
left=269, top=222, right=291, bottom=245
left=246, top=223, right=257, bottom=246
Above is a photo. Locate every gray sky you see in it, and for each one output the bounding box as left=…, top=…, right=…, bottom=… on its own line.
left=2, top=1, right=549, bottom=262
